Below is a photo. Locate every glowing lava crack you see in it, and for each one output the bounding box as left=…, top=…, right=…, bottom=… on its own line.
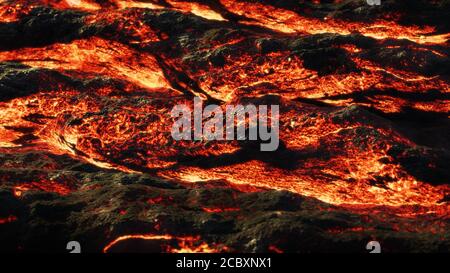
left=0, top=0, right=449, bottom=253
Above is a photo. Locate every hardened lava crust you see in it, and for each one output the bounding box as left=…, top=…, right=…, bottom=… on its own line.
left=0, top=0, right=449, bottom=252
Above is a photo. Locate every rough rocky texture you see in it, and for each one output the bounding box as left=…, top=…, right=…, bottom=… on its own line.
left=1, top=161, right=448, bottom=253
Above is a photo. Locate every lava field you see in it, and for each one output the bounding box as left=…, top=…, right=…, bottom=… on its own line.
left=0, top=0, right=449, bottom=253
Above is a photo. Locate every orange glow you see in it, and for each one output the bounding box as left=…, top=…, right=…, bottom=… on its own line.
left=103, top=234, right=224, bottom=253
left=168, top=239, right=224, bottom=253
left=13, top=181, right=73, bottom=196
left=114, top=0, right=163, bottom=10
left=103, top=234, right=173, bottom=253
left=0, top=0, right=448, bottom=240
left=63, top=0, right=101, bottom=10
left=1, top=0, right=101, bottom=11
left=160, top=162, right=448, bottom=208
left=219, top=0, right=449, bottom=44
left=13, top=186, right=24, bottom=197
left=0, top=3, right=32, bottom=22
left=166, top=1, right=226, bottom=21
left=202, top=207, right=240, bottom=213
left=113, top=0, right=226, bottom=21
left=0, top=37, right=170, bottom=90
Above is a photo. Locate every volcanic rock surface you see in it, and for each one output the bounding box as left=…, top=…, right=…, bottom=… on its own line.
left=0, top=0, right=449, bottom=252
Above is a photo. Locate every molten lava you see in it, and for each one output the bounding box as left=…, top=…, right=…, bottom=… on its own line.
left=0, top=0, right=449, bottom=253
left=103, top=234, right=224, bottom=253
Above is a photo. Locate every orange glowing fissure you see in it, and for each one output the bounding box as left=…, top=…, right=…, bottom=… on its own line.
left=0, top=0, right=449, bottom=225
left=218, top=0, right=449, bottom=45
left=102, top=234, right=224, bottom=253
left=13, top=181, right=72, bottom=197
left=202, top=207, right=240, bottom=213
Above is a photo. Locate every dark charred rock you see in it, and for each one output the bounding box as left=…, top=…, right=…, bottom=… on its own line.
left=288, top=34, right=377, bottom=51
left=0, top=7, right=86, bottom=49
left=142, top=9, right=221, bottom=36
left=0, top=62, right=75, bottom=100
left=297, top=47, right=357, bottom=75
left=363, top=47, right=450, bottom=76
left=387, top=145, right=450, bottom=185
left=255, top=38, right=285, bottom=54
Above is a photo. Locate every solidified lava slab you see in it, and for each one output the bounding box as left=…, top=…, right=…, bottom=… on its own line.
left=0, top=0, right=449, bottom=252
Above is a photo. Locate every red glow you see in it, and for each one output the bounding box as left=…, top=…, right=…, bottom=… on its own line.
left=0, top=215, right=18, bottom=224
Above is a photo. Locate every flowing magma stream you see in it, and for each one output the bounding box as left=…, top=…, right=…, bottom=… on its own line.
left=0, top=0, right=449, bottom=252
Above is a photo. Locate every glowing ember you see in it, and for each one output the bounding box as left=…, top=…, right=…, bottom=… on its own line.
left=0, top=0, right=448, bottom=253
left=202, top=207, right=240, bottom=213
left=12, top=181, right=73, bottom=196
left=103, top=234, right=224, bottom=253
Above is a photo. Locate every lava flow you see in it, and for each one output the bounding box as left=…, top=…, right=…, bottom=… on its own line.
left=0, top=0, right=449, bottom=253
left=103, top=234, right=224, bottom=253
